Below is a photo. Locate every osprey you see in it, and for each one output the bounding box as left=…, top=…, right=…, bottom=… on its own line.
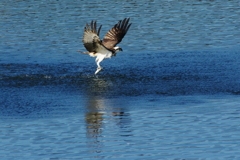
left=79, top=18, right=132, bottom=74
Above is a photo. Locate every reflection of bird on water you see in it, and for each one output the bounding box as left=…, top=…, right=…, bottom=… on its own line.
left=84, top=77, right=132, bottom=141
left=84, top=78, right=115, bottom=135
left=85, top=112, right=104, bottom=134
left=84, top=77, right=111, bottom=133
left=78, top=18, right=132, bottom=75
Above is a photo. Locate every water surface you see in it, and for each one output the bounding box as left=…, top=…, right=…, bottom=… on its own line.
left=1, top=0, right=240, bottom=159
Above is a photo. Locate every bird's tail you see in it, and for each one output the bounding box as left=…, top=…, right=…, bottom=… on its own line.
left=77, top=51, right=89, bottom=54
left=77, top=51, right=97, bottom=57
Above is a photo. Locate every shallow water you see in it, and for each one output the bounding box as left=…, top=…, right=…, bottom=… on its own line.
left=1, top=0, right=240, bottom=159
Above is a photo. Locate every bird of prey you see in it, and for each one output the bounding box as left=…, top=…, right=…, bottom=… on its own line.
left=78, top=18, right=132, bottom=74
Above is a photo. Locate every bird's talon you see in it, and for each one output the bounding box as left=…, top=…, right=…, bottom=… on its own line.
left=97, top=67, right=103, bottom=70
left=95, top=67, right=103, bottom=75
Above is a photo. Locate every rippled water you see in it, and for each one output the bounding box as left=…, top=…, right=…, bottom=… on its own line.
left=1, top=0, right=240, bottom=159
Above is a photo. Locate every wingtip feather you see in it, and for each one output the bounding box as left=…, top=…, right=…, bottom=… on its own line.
left=97, top=25, right=102, bottom=36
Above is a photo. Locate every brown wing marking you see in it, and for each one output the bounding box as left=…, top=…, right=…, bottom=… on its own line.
left=102, top=18, right=132, bottom=50
left=82, top=20, right=103, bottom=52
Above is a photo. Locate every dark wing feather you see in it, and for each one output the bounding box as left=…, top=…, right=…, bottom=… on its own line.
left=82, top=20, right=103, bottom=52
left=102, top=18, right=132, bottom=50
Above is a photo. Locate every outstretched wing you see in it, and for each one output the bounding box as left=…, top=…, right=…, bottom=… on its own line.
left=82, top=20, right=103, bottom=52
left=102, top=18, right=132, bottom=50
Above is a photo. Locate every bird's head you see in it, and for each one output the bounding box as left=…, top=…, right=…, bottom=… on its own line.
left=113, top=46, right=123, bottom=53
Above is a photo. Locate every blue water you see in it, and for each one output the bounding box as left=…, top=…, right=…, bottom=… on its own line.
left=1, top=0, right=240, bottom=159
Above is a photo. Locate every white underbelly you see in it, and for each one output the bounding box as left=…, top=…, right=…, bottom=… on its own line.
left=97, top=51, right=112, bottom=59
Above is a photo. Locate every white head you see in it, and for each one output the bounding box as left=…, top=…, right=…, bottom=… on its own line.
left=113, top=46, right=123, bottom=53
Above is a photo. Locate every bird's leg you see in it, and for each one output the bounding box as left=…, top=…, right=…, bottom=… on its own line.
left=95, top=55, right=104, bottom=75
left=95, top=67, right=102, bottom=75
